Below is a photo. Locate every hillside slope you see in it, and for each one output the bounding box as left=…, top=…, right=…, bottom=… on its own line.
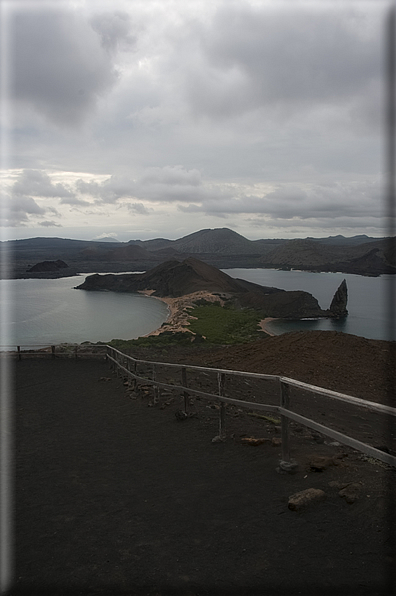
left=128, top=330, right=394, bottom=406
left=262, top=238, right=395, bottom=275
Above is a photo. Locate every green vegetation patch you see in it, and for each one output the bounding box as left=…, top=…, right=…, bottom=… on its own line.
left=89, top=301, right=265, bottom=350
left=186, top=301, right=263, bottom=344
left=106, top=331, right=201, bottom=351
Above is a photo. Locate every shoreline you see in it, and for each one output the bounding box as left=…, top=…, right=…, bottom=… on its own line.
left=139, top=290, right=227, bottom=337
left=140, top=290, right=281, bottom=339
left=259, top=317, right=279, bottom=337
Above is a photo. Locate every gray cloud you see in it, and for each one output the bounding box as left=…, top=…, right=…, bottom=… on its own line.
left=76, top=166, right=226, bottom=204
left=178, top=180, right=382, bottom=222
left=127, top=203, right=151, bottom=215
left=2, top=194, right=45, bottom=227
left=10, top=7, right=121, bottom=126
left=140, top=166, right=202, bottom=187
left=12, top=169, right=74, bottom=199
left=59, top=196, right=91, bottom=207
left=38, top=220, right=63, bottom=227
left=90, top=11, right=137, bottom=52
left=3, top=169, right=79, bottom=226
left=182, top=4, right=382, bottom=125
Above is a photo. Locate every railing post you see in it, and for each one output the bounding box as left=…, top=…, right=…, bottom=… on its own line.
left=17, top=346, right=21, bottom=361
left=280, top=381, right=290, bottom=463
left=51, top=345, right=55, bottom=360
left=108, top=347, right=114, bottom=371
left=182, top=367, right=188, bottom=414
left=132, top=359, right=137, bottom=389
left=74, top=345, right=78, bottom=360
left=218, top=373, right=226, bottom=439
left=152, top=362, right=159, bottom=405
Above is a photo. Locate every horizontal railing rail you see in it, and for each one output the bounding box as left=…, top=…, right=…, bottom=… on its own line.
left=3, top=343, right=108, bottom=359
left=106, top=345, right=396, bottom=469
left=106, top=352, right=280, bottom=413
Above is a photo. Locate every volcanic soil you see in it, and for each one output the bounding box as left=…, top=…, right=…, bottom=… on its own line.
left=12, top=330, right=396, bottom=595
left=126, top=330, right=395, bottom=407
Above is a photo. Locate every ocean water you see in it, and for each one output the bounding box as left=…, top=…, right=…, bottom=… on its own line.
left=1, top=274, right=169, bottom=348
left=0, top=269, right=394, bottom=347
left=224, top=269, right=395, bottom=342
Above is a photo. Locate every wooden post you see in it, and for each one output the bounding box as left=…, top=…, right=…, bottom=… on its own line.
left=51, top=345, right=55, bottom=360
left=115, top=353, right=119, bottom=376
left=218, top=373, right=226, bottom=439
left=132, top=360, right=137, bottom=389
left=152, top=363, right=159, bottom=405
left=74, top=345, right=78, bottom=360
left=182, top=367, right=188, bottom=413
left=17, top=346, right=21, bottom=361
left=280, top=381, right=290, bottom=462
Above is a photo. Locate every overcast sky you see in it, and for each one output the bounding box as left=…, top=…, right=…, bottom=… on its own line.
left=0, top=0, right=392, bottom=242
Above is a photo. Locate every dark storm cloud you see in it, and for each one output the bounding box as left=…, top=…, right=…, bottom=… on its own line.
left=9, top=8, right=121, bottom=126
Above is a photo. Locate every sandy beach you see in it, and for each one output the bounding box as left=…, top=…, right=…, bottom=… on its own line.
left=139, top=290, right=278, bottom=338
left=139, top=290, right=227, bottom=336
left=259, top=317, right=278, bottom=336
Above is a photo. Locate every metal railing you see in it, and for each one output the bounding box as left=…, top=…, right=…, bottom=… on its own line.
left=106, top=345, right=396, bottom=469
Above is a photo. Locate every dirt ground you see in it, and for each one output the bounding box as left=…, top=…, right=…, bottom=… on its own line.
left=8, top=331, right=396, bottom=595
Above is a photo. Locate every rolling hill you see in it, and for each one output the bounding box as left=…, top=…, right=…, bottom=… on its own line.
left=2, top=228, right=394, bottom=278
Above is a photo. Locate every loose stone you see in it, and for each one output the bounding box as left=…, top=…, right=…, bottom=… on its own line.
left=288, top=488, right=327, bottom=511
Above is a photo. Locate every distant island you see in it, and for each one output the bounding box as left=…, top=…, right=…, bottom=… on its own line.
left=23, top=259, right=78, bottom=278
left=75, top=257, right=348, bottom=323
left=2, top=227, right=395, bottom=279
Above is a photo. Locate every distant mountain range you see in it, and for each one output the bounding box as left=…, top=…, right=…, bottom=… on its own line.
left=2, top=227, right=395, bottom=278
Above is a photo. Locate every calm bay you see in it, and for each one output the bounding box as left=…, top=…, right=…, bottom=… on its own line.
left=1, top=274, right=169, bottom=348
left=1, top=269, right=394, bottom=347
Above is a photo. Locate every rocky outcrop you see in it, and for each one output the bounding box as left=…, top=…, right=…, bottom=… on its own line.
left=76, top=257, right=339, bottom=320
left=329, top=279, right=348, bottom=318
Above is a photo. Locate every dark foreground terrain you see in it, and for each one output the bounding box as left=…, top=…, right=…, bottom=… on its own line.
left=9, top=334, right=396, bottom=595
